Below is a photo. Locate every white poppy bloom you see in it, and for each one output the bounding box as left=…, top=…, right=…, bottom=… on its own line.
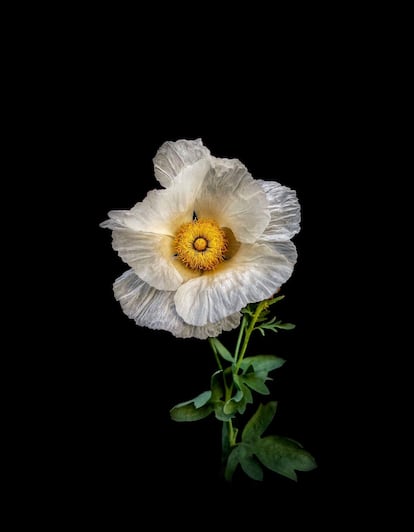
left=100, top=139, right=300, bottom=339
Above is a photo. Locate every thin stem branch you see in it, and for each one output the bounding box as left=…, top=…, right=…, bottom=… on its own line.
left=234, top=315, right=247, bottom=363
left=235, top=301, right=266, bottom=373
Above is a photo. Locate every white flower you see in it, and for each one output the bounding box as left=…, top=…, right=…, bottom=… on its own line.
left=100, top=139, right=300, bottom=339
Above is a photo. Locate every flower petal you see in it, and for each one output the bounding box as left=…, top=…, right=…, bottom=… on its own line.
left=261, top=240, right=298, bottom=265
left=194, top=158, right=270, bottom=244
left=100, top=188, right=187, bottom=236
left=100, top=164, right=209, bottom=237
left=153, top=138, right=211, bottom=188
left=114, top=269, right=241, bottom=339
left=174, top=243, right=296, bottom=326
left=257, top=180, right=301, bottom=241
left=111, top=230, right=183, bottom=290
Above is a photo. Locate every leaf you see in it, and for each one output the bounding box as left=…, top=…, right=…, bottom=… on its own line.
left=275, top=322, right=296, bottom=330
left=225, top=445, right=243, bottom=482
left=223, top=389, right=244, bottom=415
left=254, top=435, right=317, bottom=481
left=242, top=374, right=271, bottom=395
left=240, top=355, right=286, bottom=373
left=235, top=396, right=248, bottom=415
left=266, top=295, right=285, bottom=306
left=225, top=443, right=265, bottom=482
left=209, top=337, right=234, bottom=363
left=240, top=383, right=253, bottom=404
left=193, top=390, right=212, bottom=408
left=229, top=375, right=251, bottom=410
left=240, top=455, right=264, bottom=481
left=223, top=399, right=239, bottom=415
left=214, top=402, right=234, bottom=422
left=210, top=370, right=224, bottom=402
left=170, top=401, right=213, bottom=422
left=242, top=401, right=277, bottom=442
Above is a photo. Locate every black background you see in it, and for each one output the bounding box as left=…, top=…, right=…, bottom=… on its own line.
left=23, top=18, right=382, bottom=526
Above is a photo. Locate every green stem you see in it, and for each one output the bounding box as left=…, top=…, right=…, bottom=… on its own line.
left=228, top=419, right=235, bottom=447
left=210, top=339, right=223, bottom=372
left=235, top=301, right=266, bottom=373
left=208, top=337, right=229, bottom=397
left=211, top=302, right=268, bottom=458
left=209, top=338, right=237, bottom=454
left=234, top=315, right=247, bottom=363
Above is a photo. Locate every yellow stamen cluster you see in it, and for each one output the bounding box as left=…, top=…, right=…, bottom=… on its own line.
left=174, top=218, right=228, bottom=271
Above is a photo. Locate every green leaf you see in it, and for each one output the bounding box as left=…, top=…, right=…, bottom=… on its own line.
left=225, top=445, right=243, bottom=482
left=223, top=399, right=239, bottom=415
left=223, top=389, right=244, bottom=415
left=241, top=383, right=253, bottom=404
left=242, top=401, right=277, bottom=442
left=171, top=390, right=211, bottom=410
left=266, top=295, right=285, bottom=306
left=235, top=395, right=248, bottom=415
left=254, top=435, right=317, bottom=481
left=193, top=390, right=212, bottom=408
left=233, top=380, right=253, bottom=406
left=210, top=370, right=224, bottom=401
left=275, top=322, right=296, bottom=330
left=242, top=374, right=271, bottom=395
left=170, top=401, right=213, bottom=422
left=233, top=373, right=243, bottom=389
left=214, top=402, right=234, bottom=422
left=224, top=389, right=247, bottom=415
left=240, top=355, right=286, bottom=373
left=225, top=443, right=265, bottom=482
left=209, top=337, right=234, bottom=363
left=240, top=455, right=264, bottom=481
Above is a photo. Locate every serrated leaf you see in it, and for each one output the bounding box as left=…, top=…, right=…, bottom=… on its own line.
left=170, top=402, right=213, bottom=422
left=240, top=455, right=264, bottom=481
left=242, top=401, right=277, bottom=442
left=240, top=355, right=286, bottom=373
left=209, top=337, right=234, bottom=363
left=254, top=435, right=317, bottom=481
left=242, top=374, right=270, bottom=395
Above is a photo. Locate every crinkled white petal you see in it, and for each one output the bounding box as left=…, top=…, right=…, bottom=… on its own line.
left=114, top=269, right=242, bottom=339
left=153, top=138, right=211, bottom=188
left=100, top=161, right=209, bottom=236
left=111, top=230, right=182, bottom=290
left=174, top=242, right=296, bottom=326
left=193, top=158, right=270, bottom=243
left=257, top=180, right=301, bottom=241
left=260, top=240, right=298, bottom=265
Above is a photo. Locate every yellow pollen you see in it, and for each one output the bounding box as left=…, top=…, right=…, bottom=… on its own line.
left=174, top=218, right=228, bottom=271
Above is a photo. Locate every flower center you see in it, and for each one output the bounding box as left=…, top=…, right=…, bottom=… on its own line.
left=193, top=237, right=208, bottom=251
left=174, top=218, right=228, bottom=271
